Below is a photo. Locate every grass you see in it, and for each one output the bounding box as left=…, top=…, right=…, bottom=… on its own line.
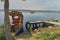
left=0, top=24, right=60, bottom=40
left=32, top=27, right=60, bottom=40
left=0, top=25, right=6, bottom=40
left=0, top=25, right=16, bottom=40
left=16, top=26, right=60, bottom=40
left=34, top=32, right=55, bottom=40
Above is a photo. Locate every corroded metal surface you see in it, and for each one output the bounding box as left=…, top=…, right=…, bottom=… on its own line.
left=9, top=11, right=23, bottom=34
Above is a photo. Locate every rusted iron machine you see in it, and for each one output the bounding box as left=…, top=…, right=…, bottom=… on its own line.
left=26, top=21, right=54, bottom=31
left=9, top=11, right=23, bottom=35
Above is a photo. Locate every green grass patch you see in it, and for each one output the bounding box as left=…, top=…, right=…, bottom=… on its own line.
left=34, top=32, right=55, bottom=40
left=0, top=24, right=16, bottom=40
left=33, top=28, right=60, bottom=40
left=0, top=25, right=6, bottom=40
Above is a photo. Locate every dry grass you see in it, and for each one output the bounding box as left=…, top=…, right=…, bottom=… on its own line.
left=16, top=26, right=60, bottom=40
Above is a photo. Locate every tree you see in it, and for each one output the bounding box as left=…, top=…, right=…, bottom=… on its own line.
left=1, top=0, right=26, bottom=40
left=1, top=0, right=12, bottom=40
left=4, top=0, right=12, bottom=40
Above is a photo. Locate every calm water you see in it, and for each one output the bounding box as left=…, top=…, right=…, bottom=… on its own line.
left=0, top=11, right=60, bottom=30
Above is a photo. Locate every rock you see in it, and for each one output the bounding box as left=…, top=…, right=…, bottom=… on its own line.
left=48, top=26, right=52, bottom=29
left=34, top=29, right=38, bottom=32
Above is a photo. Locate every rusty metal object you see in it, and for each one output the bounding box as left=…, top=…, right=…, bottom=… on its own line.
left=9, top=11, right=23, bottom=34
left=26, top=21, right=55, bottom=31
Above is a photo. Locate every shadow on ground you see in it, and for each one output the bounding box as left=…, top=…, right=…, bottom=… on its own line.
left=16, top=32, right=32, bottom=38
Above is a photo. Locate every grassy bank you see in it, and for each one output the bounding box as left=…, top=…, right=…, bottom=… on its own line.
left=0, top=25, right=16, bottom=40
left=32, top=27, right=60, bottom=40
left=16, top=26, right=60, bottom=40
left=0, top=25, right=6, bottom=40
left=0, top=24, right=60, bottom=40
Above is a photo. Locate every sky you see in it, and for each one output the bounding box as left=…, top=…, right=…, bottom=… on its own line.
left=0, top=0, right=60, bottom=10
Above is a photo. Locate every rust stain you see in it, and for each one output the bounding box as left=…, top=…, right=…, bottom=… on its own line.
left=9, top=11, right=23, bottom=29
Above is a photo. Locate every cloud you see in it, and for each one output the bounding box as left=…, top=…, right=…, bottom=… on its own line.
left=0, top=1, right=4, bottom=9
left=0, top=0, right=60, bottom=10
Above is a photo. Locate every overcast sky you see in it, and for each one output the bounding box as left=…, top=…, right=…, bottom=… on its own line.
left=0, top=0, right=60, bottom=10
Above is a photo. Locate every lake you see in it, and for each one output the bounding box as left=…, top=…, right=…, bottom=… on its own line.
left=0, top=11, right=60, bottom=31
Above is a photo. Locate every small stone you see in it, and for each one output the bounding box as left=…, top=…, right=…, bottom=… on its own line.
left=48, top=26, right=52, bottom=29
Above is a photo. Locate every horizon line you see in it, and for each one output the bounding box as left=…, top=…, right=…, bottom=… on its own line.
left=0, top=9, right=60, bottom=12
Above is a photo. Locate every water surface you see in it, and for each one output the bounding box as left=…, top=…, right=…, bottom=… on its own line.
left=0, top=11, right=60, bottom=30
